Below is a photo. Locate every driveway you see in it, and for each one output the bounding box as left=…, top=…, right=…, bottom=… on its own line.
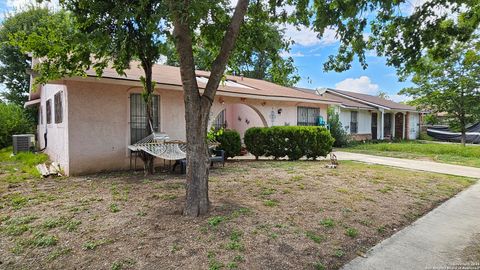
left=335, top=151, right=480, bottom=179
left=337, top=151, right=480, bottom=270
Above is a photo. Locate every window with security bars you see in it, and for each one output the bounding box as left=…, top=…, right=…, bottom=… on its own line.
left=46, top=99, right=52, bottom=124
left=297, top=107, right=320, bottom=126
left=130, top=93, right=160, bottom=144
left=54, top=92, right=63, bottom=123
left=212, top=109, right=226, bottom=130
left=350, top=111, right=358, bottom=134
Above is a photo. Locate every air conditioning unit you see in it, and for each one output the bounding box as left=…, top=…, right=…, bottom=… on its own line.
left=12, top=134, right=35, bottom=154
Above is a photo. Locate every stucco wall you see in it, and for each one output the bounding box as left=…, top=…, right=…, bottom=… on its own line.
left=41, top=80, right=330, bottom=175
left=224, top=104, right=265, bottom=141
left=37, top=84, right=69, bottom=174
left=66, top=81, right=131, bottom=175
left=65, top=81, right=192, bottom=175
left=339, top=109, right=372, bottom=135
left=210, top=96, right=329, bottom=131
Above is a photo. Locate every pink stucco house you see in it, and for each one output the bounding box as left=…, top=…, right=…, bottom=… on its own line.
left=25, top=62, right=339, bottom=175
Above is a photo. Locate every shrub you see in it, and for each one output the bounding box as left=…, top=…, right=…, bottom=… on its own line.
left=243, top=127, right=268, bottom=159
left=0, top=103, right=35, bottom=148
left=244, top=126, right=334, bottom=160
left=419, top=131, right=434, bottom=141
left=327, top=107, right=349, bottom=147
left=215, top=129, right=241, bottom=158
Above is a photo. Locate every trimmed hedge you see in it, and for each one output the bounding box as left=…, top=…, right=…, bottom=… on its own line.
left=216, top=129, right=241, bottom=158
left=244, top=126, right=334, bottom=160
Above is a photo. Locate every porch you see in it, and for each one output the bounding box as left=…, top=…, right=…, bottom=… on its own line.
left=372, top=111, right=412, bottom=140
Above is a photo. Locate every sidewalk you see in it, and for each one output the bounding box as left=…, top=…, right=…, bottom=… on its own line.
left=336, top=151, right=480, bottom=270
left=335, top=151, right=480, bottom=178
left=342, top=182, right=480, bottom=270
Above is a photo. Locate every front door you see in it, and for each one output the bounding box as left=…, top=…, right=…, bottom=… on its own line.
left=384, top=113, right=392, bottom=139
left=371, top=113, right=378, bottom=140
left=395, top=113, right=404, bottom=139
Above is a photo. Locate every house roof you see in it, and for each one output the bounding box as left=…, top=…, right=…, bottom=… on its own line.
left=324, top=88, right=417, bottom=111
left=73, top=62, right=340, bottom=104
left=295, top=87, right=375, bottom=110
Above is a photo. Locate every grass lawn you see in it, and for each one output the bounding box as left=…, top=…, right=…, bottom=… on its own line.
left=0, top=148, right=475, bottom=270
left=342, top=141, right=480, bottom=168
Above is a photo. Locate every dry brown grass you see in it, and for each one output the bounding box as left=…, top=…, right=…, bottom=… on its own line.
left=0, top=159, right=474, bottom=270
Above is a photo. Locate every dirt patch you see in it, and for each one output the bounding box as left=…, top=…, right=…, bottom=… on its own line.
left=0, top=160, right=474, bottom=270
left=462, top=233, right=480, bottom=263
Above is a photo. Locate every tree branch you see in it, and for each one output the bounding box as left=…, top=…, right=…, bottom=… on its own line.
left=170, top=1, right=200, bottom=100
left=203, top=0, right=250, bottom=102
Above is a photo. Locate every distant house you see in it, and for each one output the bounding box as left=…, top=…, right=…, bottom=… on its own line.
left=295, top=87, right=422, bottom=141
left=25, top=61, right=340, bottom=175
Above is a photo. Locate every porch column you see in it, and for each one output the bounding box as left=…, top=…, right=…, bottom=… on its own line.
left=405, top=112, right=410, bottom=140
left=392, top=112, right=396, bottom=139
left=380, top=109, right=384, bottom=139
left=402, top=112, right=406, bottom=139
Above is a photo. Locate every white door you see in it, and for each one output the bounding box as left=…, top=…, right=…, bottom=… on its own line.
left=409, top=113, right=419, bottom=139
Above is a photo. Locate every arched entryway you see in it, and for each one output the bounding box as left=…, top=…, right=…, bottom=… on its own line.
left=212, top=103, right=267, bottom=140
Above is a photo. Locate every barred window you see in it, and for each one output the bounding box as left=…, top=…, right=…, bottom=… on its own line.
left=350, top=111, right=358, bottom=134
left=46, top=99, right=52, bottom=124
left=212, top=109, right=226, bottom=130
left=130, top=93, right=160, bottom=144
left=297, top=107, right=320, bottom=126
left=54, top=92, right=63, bottom=124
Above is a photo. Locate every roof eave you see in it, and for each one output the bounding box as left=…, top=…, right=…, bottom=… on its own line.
left=325, top=89, right=392, bottom=110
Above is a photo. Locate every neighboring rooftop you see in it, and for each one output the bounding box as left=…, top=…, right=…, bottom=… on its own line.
left=325, top=88, right=417, bottom=111
left=295, top=86, right=417, bottom=111
left=296, top=87, right=375, bottom=110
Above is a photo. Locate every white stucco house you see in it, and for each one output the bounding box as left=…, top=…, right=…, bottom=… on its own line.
left=25, top=62, right=341, bottom=175
left=296, top=87, right=422, bottom=141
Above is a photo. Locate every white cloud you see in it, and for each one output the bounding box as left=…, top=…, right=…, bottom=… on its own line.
left=156, top=55, right=168, bottom=65
left=335, top=76, right=379, bottom=95
left=282, top=24, right=338, bottom=47
left=5, top=0, right=60, bottom=12
left=390, top=94, right=412, bottom=103
left=401, top=0, right=429, bottom=15
left=279, top=51, right=304, bottom=58
left=276, top=5, right=296, bottom=17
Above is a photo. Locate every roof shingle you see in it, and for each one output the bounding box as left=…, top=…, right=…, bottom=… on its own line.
left=327, top=88, right=417, bottom=111
left=83, top=62, right=339, bottom=104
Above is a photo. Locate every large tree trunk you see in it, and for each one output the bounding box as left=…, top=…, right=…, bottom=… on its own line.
left=169, top=0, right=250, bottom=216
left=183, top=100, right=212, bottom=216
left=460, top=125, right=467, bottom=146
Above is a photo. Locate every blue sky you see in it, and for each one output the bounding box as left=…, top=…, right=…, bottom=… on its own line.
left=0, top=0, right=416, bottom=102
left=286, top=39, right=413, bottom=102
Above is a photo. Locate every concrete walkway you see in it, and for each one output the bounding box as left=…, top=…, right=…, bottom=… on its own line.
left=342, top=182, right=480, bottom=270
left=338, top=152, right=480, bottom=270
left=335, top=151, right=480, bottom=178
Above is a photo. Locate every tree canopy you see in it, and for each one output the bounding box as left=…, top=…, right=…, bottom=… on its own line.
left=165, top=8, right=300, bottom=87
left=0, top=7, right=52, bottom=105
left=400, top=39, right=480, bottom=144
left=11, top=0, right=480, bottom=216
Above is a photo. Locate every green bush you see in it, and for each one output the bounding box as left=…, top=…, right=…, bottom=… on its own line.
left=419, top=131, right=434, bottom=141
left=244, top=126, right=334, bottom=160
left=244, top=127, right=268, bottom=159
left=327, top=107, right=349, bottom=147
left=215, top=129, right=241, bottom=158
left=0, top=103, right=35, bottom=148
